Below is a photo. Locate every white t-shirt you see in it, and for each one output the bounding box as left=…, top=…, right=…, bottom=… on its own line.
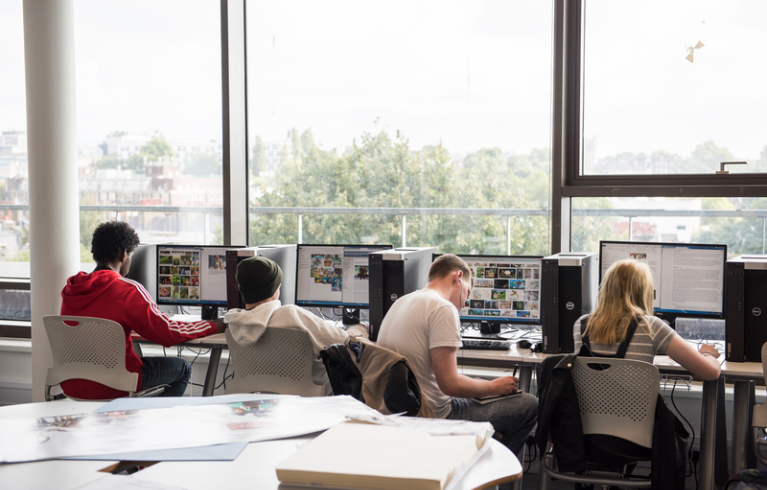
left=376, top=288, right=463, bottom=418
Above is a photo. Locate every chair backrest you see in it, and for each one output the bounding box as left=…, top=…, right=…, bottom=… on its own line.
left=225, top=326, right=325, bottom=396
left=571, top=357, right=660, bottom=448
left=43, top=315, right=139, bottom=395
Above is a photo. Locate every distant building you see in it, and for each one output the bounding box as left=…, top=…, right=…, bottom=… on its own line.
left=104, top=132, right=151, bottom=160
left=264, top=139, right=293, bottom=172
left=0, top=130, right=28, bottom=180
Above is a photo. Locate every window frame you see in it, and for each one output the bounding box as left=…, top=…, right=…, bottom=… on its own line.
left=558, top=0, right=767, bottom=199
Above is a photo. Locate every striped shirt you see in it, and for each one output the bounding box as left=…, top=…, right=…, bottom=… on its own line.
left=572, top=314, right=677, bottom=364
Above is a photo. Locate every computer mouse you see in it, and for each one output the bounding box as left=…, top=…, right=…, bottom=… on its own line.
left=517, top=339, right=532, bottom=349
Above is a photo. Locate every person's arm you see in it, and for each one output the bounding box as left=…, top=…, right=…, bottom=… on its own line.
left=663, top=335, right=721, bottom=381
left=430, top=346, right=518, bottom=398
left=123, top=284, right=218, bottom=347
left=345, top=322, right=369, bottom=339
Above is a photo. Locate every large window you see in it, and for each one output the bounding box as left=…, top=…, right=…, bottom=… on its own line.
left=0, top=0, right=224, bottom=282
left=74, top=0, right=224, bottom=263
left=0, top=1, right=29, bottom=279
left=582, top=1, right=767, bottom=176
left=246, top=0, right=553, bottom=255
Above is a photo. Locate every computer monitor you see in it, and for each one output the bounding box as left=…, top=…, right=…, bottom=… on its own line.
left=125, top=243, right=162, bottom=302
left=599, top=240, right=727, bottom=324
left=295, top=244, right=393, bottom=324
left=156, top=245, right=243, bottom=319
left=448, top=254, right=544, bottom=329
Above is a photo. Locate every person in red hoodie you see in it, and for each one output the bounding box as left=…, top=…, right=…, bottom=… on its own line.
left=60, top=221, right=226, bottom=398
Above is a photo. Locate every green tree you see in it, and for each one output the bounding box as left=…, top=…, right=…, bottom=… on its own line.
left=697, top=197, right=767, bottom=257
left=140, top=135, right=174, bottom=161
left=94, top=154, right=120, bottom=170
left=571, top=197, right=621, bottom=252
left=123, top=154, right=145, bottom=173
left=78, top=198, right=108, bottom=255
left=301, top=129, right=315, bottom=153
left=289, top=128, right=303, bottom=161
left=249, top=129, right=552, bottom=255
left=251, top=136, right=267, bottom=177
left=691, top=140, right=734, bottom=174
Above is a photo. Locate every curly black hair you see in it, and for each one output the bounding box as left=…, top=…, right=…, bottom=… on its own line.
left=91, top=221, right=140, bottom=263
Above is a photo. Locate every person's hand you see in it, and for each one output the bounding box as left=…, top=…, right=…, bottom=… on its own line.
left=489, top=376, right=518, bottom=396
left=212, top=318, right=227, bottom=333
left=699, top=343, right=721, bottom=359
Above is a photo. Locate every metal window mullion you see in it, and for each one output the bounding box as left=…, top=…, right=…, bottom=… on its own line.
left=221, top=0, right=248, bottom=246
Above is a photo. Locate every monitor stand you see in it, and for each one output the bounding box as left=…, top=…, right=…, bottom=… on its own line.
left=201, top=305, right=218, bottom=320
left=342, top=308, right=360, bottom=325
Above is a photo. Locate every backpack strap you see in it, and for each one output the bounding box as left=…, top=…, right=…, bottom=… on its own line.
left=581, top=315, right=640, bottom=359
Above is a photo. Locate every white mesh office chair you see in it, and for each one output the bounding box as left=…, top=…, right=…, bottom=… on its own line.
left=224, top=326, right=325, bottom=396
left=44, top=315, right=167, bottom=401
left=539, top=357, right=660, bottom=489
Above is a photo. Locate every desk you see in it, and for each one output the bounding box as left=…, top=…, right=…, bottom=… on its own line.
left=0, top=401, right=115, bottom=490
left=457, top=346, right=726, bottom=490
left=0, top=400, right=522, bottom=490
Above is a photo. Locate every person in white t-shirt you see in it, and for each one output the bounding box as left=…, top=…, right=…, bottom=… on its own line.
left=377, top=254, right=538, bottom=456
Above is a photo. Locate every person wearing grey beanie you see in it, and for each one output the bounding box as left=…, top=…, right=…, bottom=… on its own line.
left=224, top=256, right=369, bottom=392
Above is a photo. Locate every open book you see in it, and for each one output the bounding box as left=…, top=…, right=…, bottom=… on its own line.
left=275, top=418, right=493, bottom=490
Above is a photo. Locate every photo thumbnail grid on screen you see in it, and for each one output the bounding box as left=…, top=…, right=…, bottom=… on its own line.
left=460, top=256, right=542, bottom=323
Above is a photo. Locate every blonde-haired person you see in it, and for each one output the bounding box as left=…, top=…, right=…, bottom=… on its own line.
left=573, top=259, right=721, bottom=380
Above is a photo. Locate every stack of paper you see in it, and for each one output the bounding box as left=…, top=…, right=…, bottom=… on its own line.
left=276, top=418, right=493, bottom=490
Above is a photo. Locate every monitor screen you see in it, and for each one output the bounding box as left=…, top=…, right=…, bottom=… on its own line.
left=453, top=254, right=543, bottom=325
left=599, top=241, right=727, bottom=319
left=156, top=245, right=242, bottom=307
left=295, top=244, right=393, bottom=308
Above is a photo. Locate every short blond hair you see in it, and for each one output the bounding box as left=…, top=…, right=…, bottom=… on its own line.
left=429, top=254, right=470, bottom=282
left=584, top=259, right=654, bottom=345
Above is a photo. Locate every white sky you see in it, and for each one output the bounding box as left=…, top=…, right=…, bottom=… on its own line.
left=1, top=1, right=765, bottom=160
left=246, top=0, right=552, bottom=155
left=584, top=0, right=767, bottom=160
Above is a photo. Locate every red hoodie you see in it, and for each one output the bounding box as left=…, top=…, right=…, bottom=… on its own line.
left=60, top=270, right=217, bottom=399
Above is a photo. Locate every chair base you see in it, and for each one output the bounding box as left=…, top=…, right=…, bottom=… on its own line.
left=538, top=451, right=652, bottom=489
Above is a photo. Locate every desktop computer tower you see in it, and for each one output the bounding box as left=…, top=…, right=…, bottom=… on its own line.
left=226, top=245, right=297, bottom=310
left=369, top=247, right=436, bottom=342
left=725, top=255, right=767, bottom=362
left=541, top=252, right=598, bottom=354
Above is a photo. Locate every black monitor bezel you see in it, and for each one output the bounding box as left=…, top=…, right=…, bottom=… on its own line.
left=433, top=253, right=545, bottom=326
left=598, top=240, right=728, bottom=322
left=294, top=243, right=393, bottom=309
left=156, top=244, right=244, bottom=308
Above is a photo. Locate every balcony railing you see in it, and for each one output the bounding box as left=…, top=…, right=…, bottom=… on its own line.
left=1, top=204, right=767, bottom=252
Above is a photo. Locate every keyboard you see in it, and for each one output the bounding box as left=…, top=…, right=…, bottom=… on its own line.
left=461, top=339, right=511, bottom=351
